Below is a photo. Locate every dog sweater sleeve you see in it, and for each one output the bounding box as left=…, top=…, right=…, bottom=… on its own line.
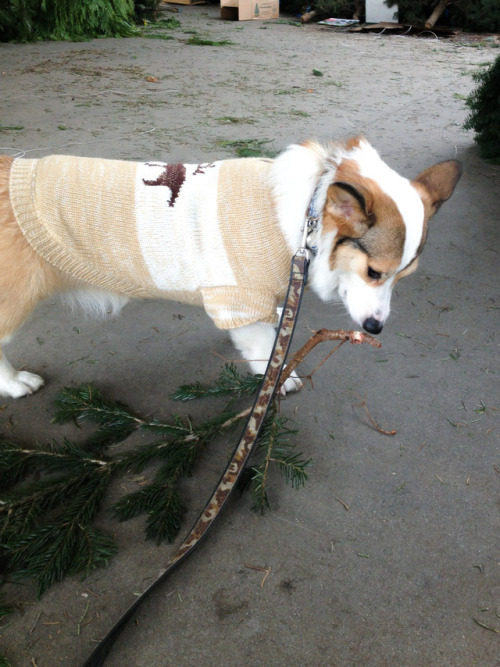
left=198, top=159, right=293, bottom=329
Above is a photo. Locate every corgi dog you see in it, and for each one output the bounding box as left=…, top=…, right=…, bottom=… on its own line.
left=0, top=137, right=461, bottom=399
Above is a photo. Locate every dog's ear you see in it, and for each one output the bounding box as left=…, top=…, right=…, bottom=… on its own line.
left=324, top=181, right=373, bottom=237
left=412, top=160, right=462, bottom=216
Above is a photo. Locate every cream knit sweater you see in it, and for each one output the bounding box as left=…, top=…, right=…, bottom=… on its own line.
left=9, top=155, right=295, bottom=329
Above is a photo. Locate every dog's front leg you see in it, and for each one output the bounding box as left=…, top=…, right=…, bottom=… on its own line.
left=0, top=350, right=44, bottom=398
left=229, top=322, right=303, bottom=395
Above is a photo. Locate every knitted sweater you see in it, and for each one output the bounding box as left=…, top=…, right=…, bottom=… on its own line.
left=9, top=155, right=295, bottom=329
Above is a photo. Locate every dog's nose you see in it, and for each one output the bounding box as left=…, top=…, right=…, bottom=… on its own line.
left=363, top=317, right=383, bottom=335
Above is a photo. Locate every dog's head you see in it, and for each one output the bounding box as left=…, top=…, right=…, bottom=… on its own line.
left=310, top=138, right=462, bottom=334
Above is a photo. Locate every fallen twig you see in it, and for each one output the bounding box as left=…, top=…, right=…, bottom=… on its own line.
left=354, top=394, right=397, bottom=436
left=77, top=601, right=91, bottom=636
left=473, top=617, right=499, bottom=633
left=29, top=611, right=42, bottom=634
left=335, top=497, right=350, bottom=511
left=244, top=563, right=271, bottom=587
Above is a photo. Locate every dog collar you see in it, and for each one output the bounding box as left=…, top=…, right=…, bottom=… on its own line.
left=305, top=213, right=319, bottom=257
left=300, top=184, right=322, bottom=257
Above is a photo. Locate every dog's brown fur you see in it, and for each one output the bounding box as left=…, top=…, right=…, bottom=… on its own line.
left=0, top=158, right=61, bottom=346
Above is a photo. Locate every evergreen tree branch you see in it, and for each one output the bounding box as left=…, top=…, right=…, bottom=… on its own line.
left=143, top=482, right=184, bottom=544
left=53, top=383, right=250, bottom=451
left=249, top=408, right=309, bottom=513
left=114, top=410, right=252, bottom=543
left=270, top=452, right=311, bottom=488
left=171, top=363, right=262, bottom=401
left=4, top=469, right=115, bottom=598
left=0, top=362, right=309, bottom=596
left=52, top=384, right=145, bottom=448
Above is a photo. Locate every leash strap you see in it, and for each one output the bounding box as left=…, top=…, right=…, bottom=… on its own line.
left=83, top=253, right=309, bottom=667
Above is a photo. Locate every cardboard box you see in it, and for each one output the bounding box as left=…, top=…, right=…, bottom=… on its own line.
left=221, top=0, right=279, bottom=21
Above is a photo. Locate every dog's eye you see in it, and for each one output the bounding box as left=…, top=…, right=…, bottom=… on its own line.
left=367, top=267, right=382, bottom=280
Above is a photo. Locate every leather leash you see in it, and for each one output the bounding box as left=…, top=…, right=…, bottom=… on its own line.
left=82, top=250, right=310, bottom=666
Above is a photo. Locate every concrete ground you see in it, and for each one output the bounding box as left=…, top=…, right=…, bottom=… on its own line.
left=0, top=7, right=499, bottom=665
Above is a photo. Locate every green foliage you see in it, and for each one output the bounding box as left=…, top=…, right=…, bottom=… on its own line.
left=249, top=406, right=310, bottom=512
left=152, top=17, right=181, bottom=30
left=465, top=0, right=500, bottom=32
left=186, top=35, right=233, bottom=46
left=0, top=652, right=12, bottom=667
left=172, top=363, right=262, bottom=402
left=464, top=55, right=500, bottom=162
left=142, top=15, right=180, bottom=40
left=53, top=383, right=206, bottom=448
left=384, top=0, right=500, bottom=31
left=0, top=368, right=310, bottom=598
left=0, top=439, right=116, bottom=597
left=0, top=0, right=138, bottom=42
left=217, top=139, right=276, bottom=158
left=115, top=474, right=185, bottom=544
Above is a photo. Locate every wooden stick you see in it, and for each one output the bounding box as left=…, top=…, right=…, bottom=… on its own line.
left=425, top=0, right=449, bottom=28
left=300, top=9, right=318, bottom=23
left=279, top=329, right=381, bottom=387
left=354, top=395, right=396, bottom=436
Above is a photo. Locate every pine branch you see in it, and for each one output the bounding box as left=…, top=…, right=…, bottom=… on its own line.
left=111, top=409, right=248, bottom=478
left=249, top=410, right=309, bottom=513
left=0, top=442, right=112, bottom=549
left=53, top=384, right=240, bottom=450
left=143, top=482, right=184, bottom=544
left=271, top=451, right=311, bottom=489
left=4, top=469, right=115, bottom=598
left=8, top=521, right=117, bottom=599
left=171, top=363, right=262, bottom=401
left=114, top=449, right=190, bottom=531
left=0, top=359, right=313, bottom=595
left=114, top=422, right=242, bottom=543
left=52, top=384, right=144, bottom=448
left=0, top=325, right=385, bottom=659
left=0, top=440, right=34, bottom=490
left=1, top=475, right=96, bottom=539
left=250, top=410, right=280, bottom=512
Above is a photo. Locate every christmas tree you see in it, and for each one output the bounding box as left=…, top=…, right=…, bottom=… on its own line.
left=464, top=55, right=500, bottom=163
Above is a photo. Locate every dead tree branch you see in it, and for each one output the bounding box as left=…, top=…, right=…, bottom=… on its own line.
left=279, top=329, right=381, bottom=388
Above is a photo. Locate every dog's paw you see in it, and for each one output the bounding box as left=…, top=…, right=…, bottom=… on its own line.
left=0, top=371, right=45, bottom=398
left=280, top=370, right=303, bottom=396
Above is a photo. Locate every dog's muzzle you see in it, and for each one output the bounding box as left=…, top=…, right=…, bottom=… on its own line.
left=363, top=317, right=383, bottom=335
